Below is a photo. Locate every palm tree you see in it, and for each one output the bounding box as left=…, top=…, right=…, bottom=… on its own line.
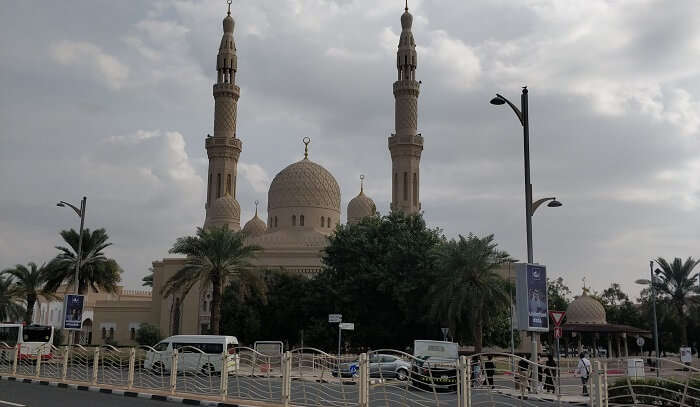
left=45, top=228, right=123, bottom=295
left=653, top=257, right=700, bottom=346
left=1, top=262, right=50, bottom=324
left=0, top=276, right=25, bottom=322
left=430, top=234, right=512, bottom=353
left=142, top=268, right=153, bottom=288
left=161, top=226, right=262, bottom=335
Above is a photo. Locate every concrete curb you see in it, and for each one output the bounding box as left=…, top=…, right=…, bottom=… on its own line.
left=0, top=375, right=245, bottom=406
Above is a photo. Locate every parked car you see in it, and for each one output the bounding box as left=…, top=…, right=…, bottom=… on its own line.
left=333, top=353, right=411, bottom=380
left=144, top=335, right=239, bottom=374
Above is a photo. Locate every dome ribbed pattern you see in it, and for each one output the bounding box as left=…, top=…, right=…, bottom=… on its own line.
left=566, top=292, right=607, bottom=325
left=205, top=195, right=241, bottom=230
left=243, top=214, right=267, bottom=237
left=347, top=191, right=376, bottom=225
left=268, top=159, right=341, bottom=212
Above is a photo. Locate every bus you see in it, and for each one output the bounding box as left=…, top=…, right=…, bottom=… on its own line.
left=0, top=324, right=55, bottom=360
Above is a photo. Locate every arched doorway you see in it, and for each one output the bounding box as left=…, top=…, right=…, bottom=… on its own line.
left=81, top=319, right=93, bottom=345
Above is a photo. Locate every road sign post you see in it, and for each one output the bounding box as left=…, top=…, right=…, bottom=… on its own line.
left=329, top=314, right=344, bottom=378
left=550, top=310, right=566, bottom=397
left=637, top=336, right=645, bottom=356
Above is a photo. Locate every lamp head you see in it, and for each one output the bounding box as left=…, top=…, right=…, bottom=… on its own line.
left=490, top=96, right=505, bottom=106
left=56, top=202, right=65, bottom=207
left=547, top=199, right=563, bottom=208
left=635, top=279, right=651, bottom=285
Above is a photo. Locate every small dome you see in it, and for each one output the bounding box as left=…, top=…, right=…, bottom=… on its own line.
left=566, top=291, right=607, bottom=325
left=268, top=159, right=341, bottom=212
left=347, top=176, right=376, bottom=225
left=243, top=205, right=267, bottom=237
left=205, top=195, right=241, bottom=230
left=401, top=9, right=413, bottom=30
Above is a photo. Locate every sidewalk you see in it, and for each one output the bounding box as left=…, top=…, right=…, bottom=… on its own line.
left=475, top=387, right=590, bottom=404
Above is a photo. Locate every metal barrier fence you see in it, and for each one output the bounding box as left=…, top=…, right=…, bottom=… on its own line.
left=4, top=346, right=700, bottom=407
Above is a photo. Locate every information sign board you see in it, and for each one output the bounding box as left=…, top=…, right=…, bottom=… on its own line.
left=328, top=314, right=342, bottom=323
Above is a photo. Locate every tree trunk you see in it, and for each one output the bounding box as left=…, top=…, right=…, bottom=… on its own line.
left=473, top=303, right=484, bottom=353
left=25, top=295, right=37, bottom=325
left=210, top=278, right=222, bottom=335
left=678, top=304, right=688, bottom=346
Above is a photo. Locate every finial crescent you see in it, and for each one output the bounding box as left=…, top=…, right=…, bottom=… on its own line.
left=303, top=137, right=311, bottom=159
left=360, top=174, right=365, bottom=193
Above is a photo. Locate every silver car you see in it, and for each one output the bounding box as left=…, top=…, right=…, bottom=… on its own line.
left=335, top=354, right=412, bottom=380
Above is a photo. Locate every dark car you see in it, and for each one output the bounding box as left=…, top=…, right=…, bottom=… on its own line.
left=410, top=355, right=458, bottom=392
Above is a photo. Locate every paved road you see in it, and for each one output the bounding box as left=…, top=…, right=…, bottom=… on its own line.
left=0, top=381, right=180, bottom=407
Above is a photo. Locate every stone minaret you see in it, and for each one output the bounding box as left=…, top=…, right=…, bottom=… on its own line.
left=389, top=3, right=423, bottom=214
left=204, top=2, right=242, bottom=230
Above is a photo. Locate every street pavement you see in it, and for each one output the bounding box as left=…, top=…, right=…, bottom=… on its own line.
left=0, top=380, right=180, bottom=407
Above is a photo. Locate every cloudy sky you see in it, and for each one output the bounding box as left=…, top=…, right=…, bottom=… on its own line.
left=1, top=0, right=698, bottom=297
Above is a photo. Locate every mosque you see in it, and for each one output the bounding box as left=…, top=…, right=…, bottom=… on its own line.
left=87, top=3, right=426, bottom=342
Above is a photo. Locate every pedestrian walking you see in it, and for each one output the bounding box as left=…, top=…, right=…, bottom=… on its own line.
left=516, top=355, right=531, bottom=395
left=575, top=352, right=592, bottom=396
left=544, top=354, right=557, bottom=393
left=484, top=355, right=496, bottom=389
left=471, top=356, right=482, bottom=387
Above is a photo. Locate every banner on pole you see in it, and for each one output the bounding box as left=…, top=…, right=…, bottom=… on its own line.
left=63, top=294, right=85, bottom=330
left=516, top=263, right=549, bottom=332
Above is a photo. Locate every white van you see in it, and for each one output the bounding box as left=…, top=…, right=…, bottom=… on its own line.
left=144, top=335, right=239, bottom=374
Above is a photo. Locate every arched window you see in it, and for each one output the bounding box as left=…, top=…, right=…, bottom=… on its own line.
left=413, top=172, right=418, bottom=206
left=321, top=217, right=324, bottom=227
left=130, top=327, right=136, bottom=340
left=226, top=174, right=231, bottom=195
left=102, top=327, right=107, bottom=339
left=394, top=173, right=398, bottom=201
left=274, top=217, right=278, bottom=227
left=403, top=172, right=408, bottom=201
left=217, top=173, right=222, bottom=198
left=203, top=300, right=208, bottom=312
left=208, top=173, right=212, bottom=204
left=300, top=215, right=305, bottom=226
left=109, top=327, right=114, bottom=339
left=292, top=215, right=296, bottom=226
left=327, top=217, right=331, bottom=228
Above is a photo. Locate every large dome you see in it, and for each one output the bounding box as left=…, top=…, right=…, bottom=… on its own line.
left=566, top=291, right=607, bottom=325
left=268, top=159, right=341, bottom=212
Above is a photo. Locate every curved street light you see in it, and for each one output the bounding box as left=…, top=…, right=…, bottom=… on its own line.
left=491, top=87, right=562, bottom=381
left=56, top=196, right=86, bottom=346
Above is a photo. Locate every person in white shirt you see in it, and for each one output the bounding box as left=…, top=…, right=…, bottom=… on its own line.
left=575, top=352, right=592, bottom=396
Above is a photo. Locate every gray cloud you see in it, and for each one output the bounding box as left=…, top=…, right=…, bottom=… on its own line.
left=1, top=0, right=698, bottom=298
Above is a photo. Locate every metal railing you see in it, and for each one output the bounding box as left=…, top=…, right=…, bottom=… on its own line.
left=3, top=346, right=700, bottom=407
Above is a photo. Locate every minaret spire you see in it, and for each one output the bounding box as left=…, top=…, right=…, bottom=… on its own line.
left=389, top=4, right=423, bottom=214
left=204, top=5, right=243, bottom=230
left=360, top=174, right=365, bottom=194
left=227, top=0, right=232, bottom=15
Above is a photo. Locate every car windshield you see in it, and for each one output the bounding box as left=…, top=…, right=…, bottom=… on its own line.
left=22, top=326, right=52, bottom=343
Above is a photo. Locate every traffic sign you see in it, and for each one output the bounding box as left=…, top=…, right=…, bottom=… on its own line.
left=328, top=314, right=342, bottom=323
left=550, top=311, right=566, bottom=327
left=554, top=327, right=563, bottom=338
left=636, top=337, right=645, bottom=347
left=339, top=323, right=354, bottom=330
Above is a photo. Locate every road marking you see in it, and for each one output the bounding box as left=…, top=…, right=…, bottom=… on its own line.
left=0, top=400, right=26, bottom=407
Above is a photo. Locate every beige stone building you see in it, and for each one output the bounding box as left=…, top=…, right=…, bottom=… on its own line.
left=62, top=4, right=427, bottom=344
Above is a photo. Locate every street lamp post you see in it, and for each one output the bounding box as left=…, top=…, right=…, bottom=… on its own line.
left=56, top=196, right=86, bottom=346
left=491, top=88, right=562, bottom=390
left=636, top=261, right=662, bottom=377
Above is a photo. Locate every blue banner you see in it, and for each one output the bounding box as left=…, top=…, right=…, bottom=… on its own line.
left=63, top=294, right=85, bottom=330
left=526, top=265, right=548, bottom=330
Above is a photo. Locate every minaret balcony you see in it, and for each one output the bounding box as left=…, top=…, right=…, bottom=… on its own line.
left=206, top=136, right=242, bottom=150
left=389, top=133, right=423, bottom=146
left=213, top=83, right=240, bottom=97
left=393, top=80, right=420, bottom=96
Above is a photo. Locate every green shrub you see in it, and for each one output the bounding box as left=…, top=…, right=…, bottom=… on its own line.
left=608, top=377, right=700, bottom=407
left=135, top=323, right=161, bottom=346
